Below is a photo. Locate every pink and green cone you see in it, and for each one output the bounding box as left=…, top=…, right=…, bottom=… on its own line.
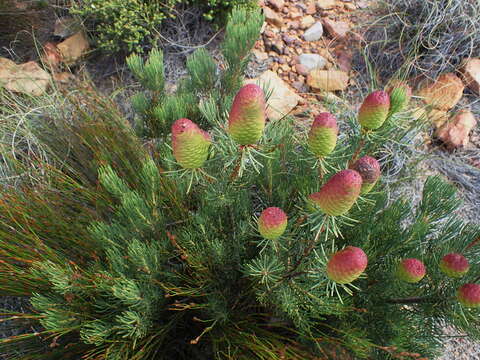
left=327, top=246, right=368, bottom=284
left=228, top=84, right=266, bottom=145
left=309, top=169, right=362, bottom=216
left=172, top=118, right=211, bottom=169
left=350, top=156, right=381, bottom=194
left=307, top=112, right=339, bottom=157
left=439, top=253, right=470, bottom=278
left=457, top=283, right=480, bottom=308
left=386, top=82, right=412, bottom=117
left=396, top=258, right=426, bottom=283
left=257, top=207, right=288, bottom=240
left=358, top=90, right=390, bottom=130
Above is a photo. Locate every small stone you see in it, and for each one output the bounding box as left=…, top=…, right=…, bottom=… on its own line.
left=322, top=18, right=350, bottom=39
left=303, top=22, right=324, bottom=41
left=292, top=80, right=308, bottom=92
left=295, top=3, right=307, bottom=12
left=282, top=34, right=296, bottom=45
left=418, top=73, right=465, bottom=110
left=306, top=1, right=317, bottom=14
left=344, top=3, right=356, bottom=10
left=53, top=72, right=74, bottom=83
left=268, top=0, right=285, bottom=11
left=336, top=50, right=352, bottom=72
left=271, top=40, right=284, bottom=54
left=300, top=15, right=316, bottom=30
left=252, top=49, right=269, bottom=61
left=278, top=57, right=286, bottom=64
left=263, top=30, right=275, bottom=38
left=436, top=110, right=477, bottom=149
left=357, top=0, right=368, bottom=8
left=288, top=8, right=303, bottom=20
left=289, top=20, right=300, bottom=29
left=307, top=69, right=349, bottom=91
left=0, top=59, right=51, bottom=96
left=460, top=58, right=480, bottom=94
left=295, top=63, right=309, bottom=76
left=263, top=7, right=284, bottom=27
left=245, top=70, right=302, bottom=121
left=316, top=0, right=336, bottom=9
left=41, top=42, right=62, bottom=68
left=299, top=53, right=327, bottom=71
left=57, top=31, right=90, bottom=65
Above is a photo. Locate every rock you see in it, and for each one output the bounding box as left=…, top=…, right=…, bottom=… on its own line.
left=336, top=50, right=352, bottom=72
left=41, top=42, right=62, bottom=69
left=265, top=39, right=284, bottom=54
left=282, top=34, right=296, bottom=45
left=245, top=70, right=302, bottom=120
left=263, top=7, right=284, bottom=27
left=436, top=110, right=477, bottom=149
left=53, top=72, right=75, bottom=83
left=295, top=63, right=309, bottom=76
left=268, top=0, right=285, bottom=11
left=316, top=0, right=336, bottom=9
left=300, top=15, right=316, bottom=29
left=292, top=80, right=308, bottom=92
left=0, top=58, right=50, bottom=96
left=307, top=69, right=349, bottom=91
left=54, top=17, right=81, bottom=39
left=417, top=73, right=464, bottom=110
left=306, top=1, right=317, bottom=14
left=322, top=18, right=350, bottom=39
left=303, top=22, right=324, bottom=41
left=299, top=53, right=327, bottom=71
left=57, top=31, right=90, bottom=65
left=460, top=58, right=480, bottom=94
left=288, top=8, right=303, bottom=20
left=252, top=49, right=269, bottom=61
left=344, top=3, right=356, bottom=10
left=357, top=0, right=369, bottom=8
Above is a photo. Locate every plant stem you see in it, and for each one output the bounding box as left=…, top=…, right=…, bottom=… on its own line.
left=386, top=296, right=435, bottom=305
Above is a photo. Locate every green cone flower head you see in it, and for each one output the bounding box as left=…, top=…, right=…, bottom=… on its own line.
left=440, top=253, right=470, bottom=278
left=309, top=169, right=362, bottom=216
left=457, top=283, right=480, bottom=308
left=351, top=156, right=381, bottom=194
left=307, top=112, right=339, bottom=157
left=228, top=84, right=266, bottom=145
left=387, top=81, right=412, bottom=117
left=327, top=246, right=368, bottom=284
left=172, top=118, right=211, bottom=169
left=358, top=90, right=390, bottom=130
left=257, top=207, right=288, bottom=240
left=397, top=258, right=426, bottom=283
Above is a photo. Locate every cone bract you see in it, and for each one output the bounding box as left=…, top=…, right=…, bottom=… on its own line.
left=307, top=112, right=339, bottom=157
left=351, top=156, right=381, bottom=194
left=387, top=82, right=412, bottom=117
left=439, top=253, right=469, bottom=278
left=228, top=84, right=266, bottom=145
left=358, top=90, right=390, bottom=130
left=397, top=258, right=426, bottom=283
left=172, top=118, right=211, bottom=169
left=257, top=207, right=288, bottom=240
left=457, top=283, right=480, bottom=308
left=309, top=169, right=362, bottom=216
left=327, top=246, right=368, bottom=284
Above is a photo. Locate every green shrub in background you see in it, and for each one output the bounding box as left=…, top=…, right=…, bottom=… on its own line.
left=70, top=0, right=257, bottom=53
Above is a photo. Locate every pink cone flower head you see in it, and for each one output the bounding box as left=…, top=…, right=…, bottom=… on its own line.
left=258, top=207, right=288, bottom=240
left=308, top=169, right=362, bottom=216
left=397, top=258, right=426, bottom=283
left=307, top=112, right=339, bottom=157
left=439, top=253, right=470, bottom=278
left=358, top=90, right=390, bottom=130
left=228, top=84, right=266, bottom=145
left=351, top=156, right=381, bottom=194
left=457, top=283, right=480, bottom=308
left=327, top=246, right=368, bottom=284
left=172, top=118, right=211, bottom=169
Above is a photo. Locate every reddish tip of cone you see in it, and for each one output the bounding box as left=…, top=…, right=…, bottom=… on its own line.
left=351, top=156, right=381, bottom=190
left=312, top=113, right=339, bottom=132
left=172, top=118, right=211, bottom=141
left=397, top=258, right=426, bottom=283
left=364, top=90, right=390, bottom=106
left=458, top=283, right=480, bottom=308
left=440, top=253, right=469, bottom=278
left=327, top=246, right=368, bottom=284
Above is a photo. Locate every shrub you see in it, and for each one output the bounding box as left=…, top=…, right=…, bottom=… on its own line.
left=1, top=7, right=480, bottom=360
left=70, top=0, right=257, bottom=53
left=364, top=0, right=480, bottom=79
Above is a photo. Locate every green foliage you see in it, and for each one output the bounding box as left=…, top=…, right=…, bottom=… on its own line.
left=70, top=0, right=258, bottom=53
left=1, top=7, right=480, bottom=360
left=128, top=7, right=263, bottom=138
